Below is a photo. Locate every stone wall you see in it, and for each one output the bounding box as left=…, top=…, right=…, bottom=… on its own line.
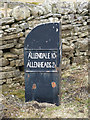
left=0, top=1, right=89, bottom=85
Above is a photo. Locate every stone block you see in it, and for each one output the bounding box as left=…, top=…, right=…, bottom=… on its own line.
left=62, top=30, right=71, bottom=38
left=0, top=79, right=6, bottom=85
left=25, top=30, right=30, bottom=37
left=10, top=60, right=16, bottom=67
left=0, top=50, right=3, bottom=57
left=13, top=75, right=24, bottom=81
left=0, top=32, right=24, bottom=41
left=4, top=52, right=18, bottom=59
left=0, top=17, right=14, bottom=25
left=12, top=70, right=21, bottom=77
left=0, top=30, right=4, bottom=34
left=0, top=39, right=17, bottom=46
left=4, top=28, right=17, bottom=33
left=0, top=58, right=9, bottom=67
left=15, top=43, right=24, bottom=49
left=73, top=56, right=88, bottom=64
left=16, top=59, right=24, bottom=66
left=10, top=48, right=23, bottom=55
left=0, top=66, right=16, bottom=72
left=77, top=38, right=88, bottom=51
left=6, top=78, right=13, bottom=84
left=79, top=32, right=88, bottom=38
left=19, top=54, right=24, bottom=59
left=62, top=52, right=73, bottom=58
left=62, top=44, right=74, bottom=52
left=0, top=70, right=21, bottom=80
left=19, top=23, right=29, bottom=30
left=10, top=59, right=24, bottom=67
left=10, top=6, right=31, bottom=21
left=61, top=57, right=70, bottom=70
left=0, top=11, right=4, bottom=19
left=0, top=43, right=15, bottom=49
left=1, top=25, right=9, bottom=30
left=19, top=37, right=25, bottom=44
left=62, top=24, right=73, bottom=30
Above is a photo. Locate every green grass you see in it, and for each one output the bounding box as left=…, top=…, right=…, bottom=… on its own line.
left=2, top=84, right=25, bottom=101
left=11, top=89, right=25, bottom=101
left=46, top=106, right=58, bottom=112
left=26, top=2, right=39, bottom=5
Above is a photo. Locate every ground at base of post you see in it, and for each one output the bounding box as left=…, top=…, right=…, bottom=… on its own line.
left=2, top=64, right=88, bottom=118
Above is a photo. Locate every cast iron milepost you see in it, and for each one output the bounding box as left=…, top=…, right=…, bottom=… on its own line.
left=24, top=23, right=62, bottom=106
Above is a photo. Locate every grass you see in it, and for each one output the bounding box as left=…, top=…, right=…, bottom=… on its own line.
left=45, top=105, right=61, bottom=112
left=2, top=84, right=25, bottom=101
left=11, top=89, right=25, bottom=101
left=26, top=2, right=39, bottom=5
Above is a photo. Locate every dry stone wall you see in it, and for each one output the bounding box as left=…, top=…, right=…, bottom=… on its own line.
left=0, top=1, right=89, bottom=85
